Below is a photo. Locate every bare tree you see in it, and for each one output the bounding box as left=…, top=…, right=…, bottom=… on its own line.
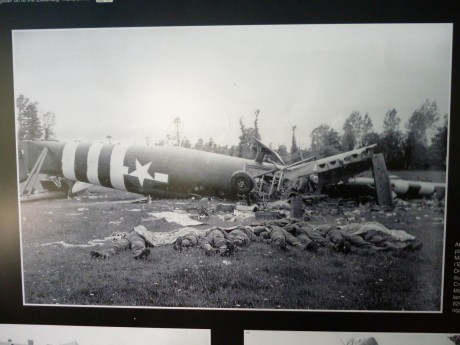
left=42, top=111, right=56, bottom=140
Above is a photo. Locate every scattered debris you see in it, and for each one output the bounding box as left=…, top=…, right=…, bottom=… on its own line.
left=216, top=203, right=235, bottom=212
left=236, top=204, right=259, bottom=212
left=255, top=211, right=279, bottom=220
left=109, top=221, right=122, bottom=226
left=217, top=214, right=237, bottom=222
left=265, top=200, right=291, bottom=210
left=234, top=209, right=256, bottom=219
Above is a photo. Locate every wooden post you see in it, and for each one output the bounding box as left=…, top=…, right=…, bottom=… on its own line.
left=21, top=147, right=48, bottom=196
left=372, top=153, right=393, bottom=206
left=290, top=194, right=304, bottom=218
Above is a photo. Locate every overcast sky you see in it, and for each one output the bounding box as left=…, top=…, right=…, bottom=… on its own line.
left=244, top=330, right=457, bottom=345
left=0, top=324, right=209, bottom=345
left=12, top=24, right=452, bottom=149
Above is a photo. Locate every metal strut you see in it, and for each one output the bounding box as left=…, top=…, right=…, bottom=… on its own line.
left=21, top=147, right=48, bottom=196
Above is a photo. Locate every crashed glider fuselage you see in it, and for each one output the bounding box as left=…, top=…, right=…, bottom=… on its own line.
left=18, top=140, right=275, bottom=197
left=18, top=140, right=377, bottom=198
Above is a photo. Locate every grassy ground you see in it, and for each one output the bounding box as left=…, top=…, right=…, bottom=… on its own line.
left=20, top=181, right=445, bottom=310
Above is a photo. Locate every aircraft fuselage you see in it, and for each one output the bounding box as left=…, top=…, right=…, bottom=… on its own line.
left=18, top=140, right=275, bottom=197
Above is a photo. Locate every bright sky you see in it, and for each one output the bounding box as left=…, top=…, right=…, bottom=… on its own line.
left=0, top=324, right=210, bottom=345
left=244, top=330, right=457, bottom=345
left=12, top=24, right=452, bottom=149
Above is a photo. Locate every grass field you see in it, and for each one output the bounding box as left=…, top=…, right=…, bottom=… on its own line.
left=20, top=177, right=445, bottom=311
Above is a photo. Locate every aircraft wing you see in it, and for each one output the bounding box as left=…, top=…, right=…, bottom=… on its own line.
left=345, top=176, right=446, bottom=199
left=283, top=145, right=376, bottom=185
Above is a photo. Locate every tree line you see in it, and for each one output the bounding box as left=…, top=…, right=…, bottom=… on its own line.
left=185, top=100, right=448, bottom=171
left=16, top=95, right=56, bottom=141
left=303, top=100, right=447, bottom=170
left=16, top=94, right=448, bottom=171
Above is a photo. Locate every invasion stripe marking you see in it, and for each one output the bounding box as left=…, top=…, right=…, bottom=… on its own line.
left=61, top=142, right=79, bottom=181
left=87, top=143, right=104, bottom=185
left=110, top=145, right=129, bottom=191
left=98, top=145, right=115, bottom=188
left=75, top=143, right=92, bottom=183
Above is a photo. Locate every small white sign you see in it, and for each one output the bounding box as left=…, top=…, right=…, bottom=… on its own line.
left=154, top=172, right=169, bottom=183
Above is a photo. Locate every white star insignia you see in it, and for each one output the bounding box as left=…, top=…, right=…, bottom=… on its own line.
left=128, top=159, right=154, bottom=186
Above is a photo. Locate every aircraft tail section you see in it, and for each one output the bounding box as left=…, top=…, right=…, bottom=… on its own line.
left=18, top=140, right=65, bottom=177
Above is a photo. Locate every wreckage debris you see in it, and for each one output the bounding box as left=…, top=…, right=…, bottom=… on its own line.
left=329, top=176, right=446, bottom=201
left=19, top=138, right=384, bottom=203
left=216, top=203, right=235, bottom=212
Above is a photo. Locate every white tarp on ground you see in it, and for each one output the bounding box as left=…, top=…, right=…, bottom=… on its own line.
left=38, top=226, right=233, bottom=248
left=38, top=227, right=207, bottom=248
left=147, top=211, right=204, bottom=226
left=39, top=236, right=115, bottom=248
left=38, top=227, right=206, bottom=248
left=133, top=225, right=207, bottom=246
left=343, top=221, right=416, bottom=241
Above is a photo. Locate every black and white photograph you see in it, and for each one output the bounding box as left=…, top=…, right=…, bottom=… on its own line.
left=14, top=24, right=452, bottom=310
left=244, top=330, right=460, bottom=345
left=0, top=323, right=210, bottom=345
